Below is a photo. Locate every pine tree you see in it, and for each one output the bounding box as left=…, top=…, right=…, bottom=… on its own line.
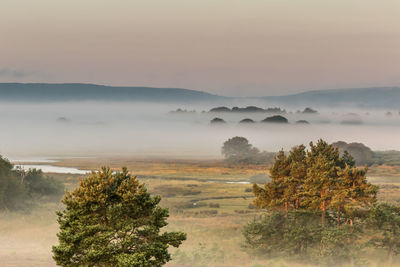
left=287, top=145, right=307, bottom=210
left=303, top=140, right=340, bottom=225
left=336, top=165, right=377, bottom=225
left=52, top=167, right=186, bottom=267
left=253, top=150, right=289, bottom=213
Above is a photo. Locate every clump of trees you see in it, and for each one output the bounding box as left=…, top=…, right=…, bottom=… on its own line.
left=261, top=115, right=288, bottom=123
left=244, top=140, right=400, bottom=265
left=0, top=156, right=64, bottom=211
left=297, top=107, right=318, bottom=114
left=221, top=137, right=274, bottom=164
left=239, top=118, right=255, bottom=124
left=208, top=106, right=286, bottom=114
left=296, top=119, right=310, bottom=124
left=210, top=117, right=226, bottom=124
left=168, top=108, right=196, bottom=114
left=53, top=167, right=186, bottom=267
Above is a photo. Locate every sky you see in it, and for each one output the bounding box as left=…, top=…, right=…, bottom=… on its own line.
left=1, top=0, right=400, bottom=96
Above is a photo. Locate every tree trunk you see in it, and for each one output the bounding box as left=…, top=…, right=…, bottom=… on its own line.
left=285, top=201, right=288, bottom=217
left=388, top=243, right=394, bottom=265
left=337, top=207, right=341, bottom=225
left=320, top=190, right=326, bottom=226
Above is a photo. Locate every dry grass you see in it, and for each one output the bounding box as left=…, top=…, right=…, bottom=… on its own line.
left=2, top=158, right=400, bottom=266
left=54, top=157, right=269, bottom=181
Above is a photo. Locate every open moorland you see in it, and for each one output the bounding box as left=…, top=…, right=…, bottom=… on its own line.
left=2, top=157, right=400, bottom=267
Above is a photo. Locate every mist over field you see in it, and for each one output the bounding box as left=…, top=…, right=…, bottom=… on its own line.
left=1, top=100, right=400, bottom=159
left=3, top=0, right=400, bottom=265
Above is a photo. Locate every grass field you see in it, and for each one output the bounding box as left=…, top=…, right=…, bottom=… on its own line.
left=1, top=158, right=400, bottom=266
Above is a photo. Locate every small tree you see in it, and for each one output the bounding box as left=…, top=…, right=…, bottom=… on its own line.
left=52, top=167, right=186, bottom=267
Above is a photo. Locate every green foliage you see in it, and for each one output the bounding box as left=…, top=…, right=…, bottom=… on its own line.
left=0, top=154, right=65, bottom=211
left=373, top=150, right=400, bottom=166
left=0, top=156, right=28, bottom=211
left=368, top=203, right=400, bottom=263
left=317, top=224, right=364, bottom=266
left=332, top=141, right=375, bottom=166
left=243, top=211, right=365, bottom=266
left=246, top=140, right=397, bottom=266
left=253, top=140, right=376, bottom=225
left=243, top=211, right=321, bottom=258
left=52, top=167, right=186, bottom=267
left=23, top=168, right=64, bottom=197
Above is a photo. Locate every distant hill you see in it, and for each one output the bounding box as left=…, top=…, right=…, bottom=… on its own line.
left=2, top=83, right=400, bottom=108
left=262, top=87, right=400, bottom=108
left=0, top=83, right=227, bottom=103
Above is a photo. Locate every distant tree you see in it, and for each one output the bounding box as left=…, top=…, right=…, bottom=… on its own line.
left=295, top=120, right=310, bottom=124
left=221, top=136, right=271, bottom=164
left=209, top=106, right=231, bottom=112
left=261, top=115, right=288, bottom=123
left=232, top=106, right=266, bottom=113
left=301, top=107, right=318, bottom=114
left=210, top=117, right=226, bottom=124
left=239, top=118, right=255, bottom=124
left=56, top=117, right=71, bottom=123
left=222, top=136, right=253, bottom=158
left=265, top=107, right=286, bottom=114
left=332, top=141, right=375, bottom=166
left=52, top=167, right=186, bottom=267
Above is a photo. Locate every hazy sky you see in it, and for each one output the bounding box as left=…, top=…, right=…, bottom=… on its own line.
left=1, top=0, right=400, bottom=96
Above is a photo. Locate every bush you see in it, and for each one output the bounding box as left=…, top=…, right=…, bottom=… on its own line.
left=243, top=211, right=363, bottom=265
left=209, top=203, right=220, bottom=208
left=248, top=203, right=255, bottom=209
left=0, top=157, right=28, bottom=211
left=199, top=210, right=218, bottom=216
left=23, top=169, right=64, bottom=197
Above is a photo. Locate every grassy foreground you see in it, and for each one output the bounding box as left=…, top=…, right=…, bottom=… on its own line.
left=1, top=158, right=400, bottom=266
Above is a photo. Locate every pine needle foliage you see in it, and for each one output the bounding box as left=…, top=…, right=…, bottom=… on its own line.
left=52, top=167, right=186, bottom=267
left=253, top=139, right=377, bottom=225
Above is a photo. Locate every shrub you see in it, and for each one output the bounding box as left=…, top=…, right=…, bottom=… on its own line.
left=209, top=203, right=220, bottom=208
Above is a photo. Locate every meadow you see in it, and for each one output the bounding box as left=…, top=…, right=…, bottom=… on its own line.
left=1, top=158, right=400, bottom=266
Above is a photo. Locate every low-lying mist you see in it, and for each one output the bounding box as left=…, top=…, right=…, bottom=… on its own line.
left=1, top=101, right=400, bottom=159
